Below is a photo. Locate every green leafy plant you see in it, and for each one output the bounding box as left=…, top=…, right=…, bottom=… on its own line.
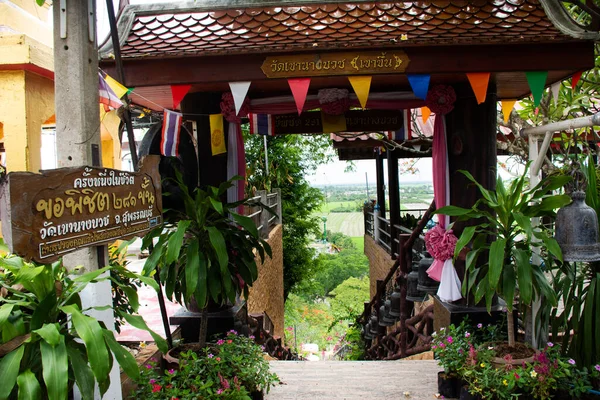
left=109, top=239, right=140, bottom=333
left=0, top=246, right=167, bottom=400
left=142, top=172, right=272, bottom=346
left=133, top=330, right=278, bottom=399
left=436, top=167, right=570, bottom=346
left=432, top=321, right=471, bottom=376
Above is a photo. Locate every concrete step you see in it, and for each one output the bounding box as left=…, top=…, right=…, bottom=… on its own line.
left=265, top=360, right=441, bottom=400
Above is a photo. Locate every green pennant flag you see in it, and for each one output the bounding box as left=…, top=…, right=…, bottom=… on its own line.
left=525, top=71, right=548, bottom=107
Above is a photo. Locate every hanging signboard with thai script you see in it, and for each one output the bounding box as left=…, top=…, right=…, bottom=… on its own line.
left=261, top=51, right=410, bottom=78
left=0, top=155, right=163, bottom=263
left=272, top=109, right=404, bottom=134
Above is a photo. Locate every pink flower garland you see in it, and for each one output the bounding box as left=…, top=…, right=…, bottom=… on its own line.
left=425, top=85, right=456, bottom=115
left=425, top=225, right=458, bottom=262
left=318, top=88, right=350, bottom=115
left=220, top=92, right=250, bottom=123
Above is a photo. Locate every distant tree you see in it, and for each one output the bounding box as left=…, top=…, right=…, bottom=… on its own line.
left=329, top=276, right=370, bottom=324
left=244, top=131, right=334, bottom=299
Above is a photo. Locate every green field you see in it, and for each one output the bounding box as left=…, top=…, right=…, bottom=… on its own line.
left=318, top=201, right=362, bottom=213
left=350, top=236, right=364, bottom=253
left=320, top=212, right=364, bottom=237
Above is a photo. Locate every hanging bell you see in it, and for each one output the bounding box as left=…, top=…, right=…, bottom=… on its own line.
left=389, top=286, right=402, bottom=318
left=378, top=302, right=394, bottom=326
left=555, top=191, right=600, bottom=262
left=369, top=315, right=379, bottom=334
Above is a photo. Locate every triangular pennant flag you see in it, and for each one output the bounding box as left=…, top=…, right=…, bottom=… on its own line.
left=126, top=87, right=135, bottom=95
left=288, top=78, right=311, bottom=115
left=525, top=71, right=548, bottom=107
left=551, top=82, right=561, bottom=105
left=98, top=72, right=123, bottom=111
left=210, top=114, right=227, bottom=156
left=501, top=100, right=517, bottom=123
left=421, top=106, right=431, bottom=123
left=407, top=74, right=431, bottom=100
left=161, top=110, right=182, bottom=157
left=572, top=71, right=582, bottom=91
left=229, top=81, right=251, bottom=116
left=466, top=72, right=490, bottom=104
left=321, top=110, right=347, bottom=133
left=348, top=76, right=372, bottom=109
left=104, top=74, right=129, bottom=99
left=171, top=84, right=192, bottom=109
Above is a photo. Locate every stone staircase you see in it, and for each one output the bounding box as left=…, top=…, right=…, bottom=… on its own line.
left=265, top=360, right=441, bottom=400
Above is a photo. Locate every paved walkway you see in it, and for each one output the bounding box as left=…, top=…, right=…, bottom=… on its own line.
left=265, top=360, right=442, bottom=400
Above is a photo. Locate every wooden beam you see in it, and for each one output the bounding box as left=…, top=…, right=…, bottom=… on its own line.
left=376, top=151, right=386, bottom=218
left=100, top=42, right=594, bottom=88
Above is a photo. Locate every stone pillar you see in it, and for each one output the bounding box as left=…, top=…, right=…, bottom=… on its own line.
left=53, top=2, right=121, bottom=399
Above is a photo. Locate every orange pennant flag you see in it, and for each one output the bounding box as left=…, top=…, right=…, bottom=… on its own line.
left=501, top=100, right=517, bottom=123
left=348, top=76, right=372, bottom=109
left=421, top=106, right=431, bottom=123
left=466, top=73, right=490, bottom=104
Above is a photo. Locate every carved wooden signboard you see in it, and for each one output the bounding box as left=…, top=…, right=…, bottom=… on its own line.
left=261, top=51, right=410, bottom=78
left=273, top=109, right=404, bottom=134
left=0, top=155, right=162, bottom=263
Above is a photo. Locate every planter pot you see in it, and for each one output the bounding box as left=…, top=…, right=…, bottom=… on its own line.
left=251, top=391, right=264, bottom=400
left=438, top=371, right=460, bottom=399
left=488, top=342, right=535, bottom=369
left=459, top=385, right=481, bottom=400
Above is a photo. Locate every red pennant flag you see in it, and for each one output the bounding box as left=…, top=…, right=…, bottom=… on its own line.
left=171, top=84, right=192, bottom=109
left=572, top=71, right=582, bottom=91
left=288, top=78, right=311, bottom=115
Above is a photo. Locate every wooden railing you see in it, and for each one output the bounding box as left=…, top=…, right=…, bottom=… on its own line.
left=248, top=312, right=300, bottom=360
left=244, top=188, right=282, bottom=238
left=360, top=200, right=436, bottom=360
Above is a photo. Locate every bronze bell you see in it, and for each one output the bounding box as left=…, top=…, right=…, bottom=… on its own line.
left=555, top=191, right=600, bottom=262
left=389, top=286, right=402, bottom=318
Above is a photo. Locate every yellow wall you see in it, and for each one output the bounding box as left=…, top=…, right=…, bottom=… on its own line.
left=24, top=71, right=54, bottom=172
left=0, top=70, right=28, bottom=172
left=0, top=1, right=52, bottom=48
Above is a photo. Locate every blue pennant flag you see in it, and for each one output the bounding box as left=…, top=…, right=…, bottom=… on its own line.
left=407, top=74, right=431, bottom=100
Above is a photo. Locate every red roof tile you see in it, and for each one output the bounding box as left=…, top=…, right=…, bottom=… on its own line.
left=101, top=1, right=575, bottom=59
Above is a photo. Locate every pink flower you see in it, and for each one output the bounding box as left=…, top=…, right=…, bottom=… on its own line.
left=227, top=340, right=233, bottom=344
left=217, top=339, right=225, bottom=345
left=465, top=332, right=470, bottom=338
left=216, top=357, right=221, bottom=361
left=447, top=337, right=453, bottom=344
left=219, top=373, right=230, bottom=389
left=228, top=330, right=238, bottom=335
left=547, top=342, right=554, bottom=347
left=477, top=323, right=483, bottom=329
left=208, top=353, right=214, bottom=358
left=595, top=365, right=600, bottom=372
left=145, top=364, right=153, bottom=369
left=217, top=389, right=223, bottom=395
left=440, top=343, right=446, bottom=349
left=568, top=359, right=576, bottom=365
left=167, top=369, right=175, bottom=375
left=249, top=335, right=255, bottom=339
left=514, top=373, right=520, bottom=380
left=149, top=379, right=156, bottom=384
left=152, top=384, right=162, bottom=393
left=432, top=345, right=437, bottom=350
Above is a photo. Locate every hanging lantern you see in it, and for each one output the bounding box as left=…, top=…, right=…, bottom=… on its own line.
left=555, top=191, right=600, bottom=262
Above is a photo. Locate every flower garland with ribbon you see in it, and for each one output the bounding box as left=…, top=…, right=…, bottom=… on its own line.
left=423, top=84, right=462, bottom=302
left=318, top=88, right=350, bottom=115
left=220, top=92, right=250, bottom=123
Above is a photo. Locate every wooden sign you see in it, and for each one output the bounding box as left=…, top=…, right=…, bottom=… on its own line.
left=272, top=110, right=404, bottom=134
left=261, top=51, right=410, bottom=78
left=0, top=156, right=163, bottom=263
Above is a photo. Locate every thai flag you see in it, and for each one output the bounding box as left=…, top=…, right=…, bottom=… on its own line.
left=98, top=72, right=123, bottom=111
left=161, top=110, right=182, bottom=157
left=249, top=113, right=275, bottom=136
left=387, top=110, right=412, bottom=141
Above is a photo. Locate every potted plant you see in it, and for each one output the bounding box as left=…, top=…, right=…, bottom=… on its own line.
left=436, top=167, right=570, bottom=352
left=133, top=330, right=279, bottom=400
left=432, top=322, right=471, bottom=398
left=141, top=170, right=272, bottom=349
left=0, top=243, right=167, bottom=400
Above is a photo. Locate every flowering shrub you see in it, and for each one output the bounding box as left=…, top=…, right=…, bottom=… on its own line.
left=133, top=331, right=279, bottom=399
left=432, top=322, right=471, bottom=375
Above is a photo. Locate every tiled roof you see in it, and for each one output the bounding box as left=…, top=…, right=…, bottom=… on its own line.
left=101, top=1, right=575, bottom=59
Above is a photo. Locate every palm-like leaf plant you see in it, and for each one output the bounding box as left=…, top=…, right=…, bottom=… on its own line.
left=435, top=167, right=570, bottom=346
left=0, top=247, right=167, bottom=400
left=141, top=171, right=272, bottom=347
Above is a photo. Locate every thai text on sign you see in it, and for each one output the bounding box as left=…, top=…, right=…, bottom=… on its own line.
left=272, top=110, right=404, bottom=134
left=261, top=51, right=410, bottom=78
left=0, top=156, right=163, bottom=263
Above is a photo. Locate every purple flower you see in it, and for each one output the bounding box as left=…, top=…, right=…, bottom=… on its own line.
left=145, top=364, right=153, bottom=369
left=595, top=365, right=600, bottom=372
left=477, top=323, right=483, bottom=329
left=168, top=369, right=175, bottom=375
left=228, top=329, right=238, bottom=335
left=249, top=335, right=255, bottom=340
left=447, top=337, right=453, bottom=344
left=149, top=379, right=156, bottom=384
left=208, top=353, right=214, bottom=358
left=568, top=359, right=576, bottom=365
left=547, top=342, right=554, bottom=347
left=217, top=389, right=223, bottom=395
left=465, top=332, right=471, bottom=338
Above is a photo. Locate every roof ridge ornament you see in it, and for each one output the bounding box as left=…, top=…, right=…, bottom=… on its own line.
left=539, top=0, right=600, bottom=40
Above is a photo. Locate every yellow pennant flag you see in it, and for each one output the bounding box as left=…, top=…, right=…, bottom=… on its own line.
left=466, top=72, right=490, bottom=104
left=104, top=74, right=129, bottom=99
left=321, top=110, right=347, bottom=133
left=348, top=76, right=372, bottom=109
left=501, top=100, right=517, bottom=123
left=421, top=106, right=431, bottom=123
left=210, top=114, right=227, bottom=155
